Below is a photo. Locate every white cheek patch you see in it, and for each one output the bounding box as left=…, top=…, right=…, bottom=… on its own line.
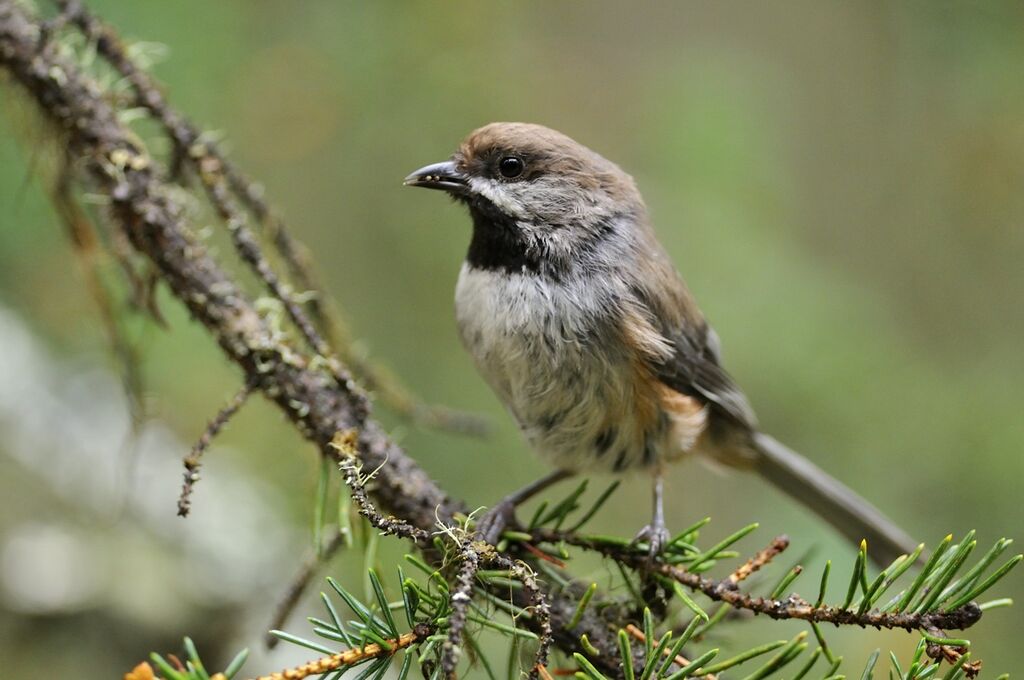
left=468, top=177, right=526, bottom=219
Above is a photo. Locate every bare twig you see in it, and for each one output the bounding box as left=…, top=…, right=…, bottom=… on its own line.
left=178, top=381, right=254, bottom=516
left=492, top=553, right=552, bottom=679
left=332, top=430, right=431, bottom=545
left=728, top=536, right=789, bottom=585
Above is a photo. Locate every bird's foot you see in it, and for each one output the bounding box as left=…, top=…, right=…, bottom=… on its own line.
left=632, top=520, right=671, bottom=561
left=474, top=500, right=519, bottom=545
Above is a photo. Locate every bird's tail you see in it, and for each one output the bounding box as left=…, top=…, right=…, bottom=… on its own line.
left=749, top=431, right=918, bottom=566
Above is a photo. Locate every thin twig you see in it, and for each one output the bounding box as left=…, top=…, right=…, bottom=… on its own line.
left=177, top=381, right=254, bottom=517
left=527, top=529, right=984, bottom=633
left=728, top=536, right=789, bottom=585
left=332, top=430, right=431, bottom=545
left=249, top=623, right=432, bottom=680
left=442, top=545, right=482, bottom=678
left=493, top=554, right=552, bottom=679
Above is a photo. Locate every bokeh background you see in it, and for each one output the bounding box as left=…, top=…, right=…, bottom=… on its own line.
left=1, top=1, right=1022, bottom=677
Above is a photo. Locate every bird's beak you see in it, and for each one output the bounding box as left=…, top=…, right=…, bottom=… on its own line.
left=403, top=160, right=469, bottom=194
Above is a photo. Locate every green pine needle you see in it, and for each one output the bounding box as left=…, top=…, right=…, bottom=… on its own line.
left=978, top=597, right=1013, bottom=610
left=666, top=579, right=709, bottom=621
left=791, top=647, right=823, bottom=680
left=466, top=613, right=538, bottom=639
left=817, top=560, right=832, bottom=607
left=658, top=622, right=700, bottom=677
left=368, top=569, right=398, bottom=636
left=396, top=653, right=413, bottom=680
left=937, top=538, right=1011, bottom=605
left=269, top=629, right=337, bottom=655
left=569, top=480, right=621, bottom=531
left=872, top=544, right=924, bottom=607
left=665, top=648, right=719, bottom=680
left=740, top=632, right=808, bottom=680
left=699, top=640, right=787, bottom=673
left=688, top=523, right=759, bottom=571
left=843, top=544, right=867, bottom=610
left=614, top=634, right=630, bottom=680
left=811, top=622, right=836, bottom=664
left=913, top=537, right=977, bottom=613
left=149, top=653, right=185, bottom=680
left=321, top=592, right=356, bottom=646
left=943, top=553, right=1023, bottom=612
left=222, top=648, right=249, bottom=679
left=894, top=535, right=954, bottom=612
left=327, top=577, right=388, bottom=636
left=581, top=633, right=602, bottom=657
left=573, top=652, right=608, bottom=680
left=314, top=455, right=330, bottom=556
left=642, top=607, right=655, bottom=660
left=569, top=583, right=598, bottom=629
left=670, top=517, right=711, bottom=546
left=940, top=653, right=970, bottom=680
left=921, top=631, right=970, bottom=648
left=539, top=479, right=589, bottom=528
left=860, top=649, right=879, bottom=679
left=770, top=565, right=803, bottom=599
left=640, top=631, right=673, bottom=680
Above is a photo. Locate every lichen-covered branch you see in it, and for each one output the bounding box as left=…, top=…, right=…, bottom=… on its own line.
left=0, top=2, right=619, bottom=674
left=55, top=0, right=489, bottom=437
left=528, top=528, right=983, bottom=633
left=1, top=4, right=1015, bottom=680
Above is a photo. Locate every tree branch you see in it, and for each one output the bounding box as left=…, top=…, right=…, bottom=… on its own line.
left=1, top=4, right=1012, bottom=680
left=0, top=2, right=621, bottom=674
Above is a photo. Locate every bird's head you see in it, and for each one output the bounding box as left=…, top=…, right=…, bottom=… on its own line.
left=405, top=122, right=647, bottom=276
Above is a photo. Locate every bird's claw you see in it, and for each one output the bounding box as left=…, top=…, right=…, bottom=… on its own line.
left=632, top=521, right=671, bottom=561
left=474, top=500, right=518, bottom=545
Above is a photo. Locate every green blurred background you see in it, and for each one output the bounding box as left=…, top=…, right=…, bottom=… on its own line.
left=1, top=1, right=1022, bottom=677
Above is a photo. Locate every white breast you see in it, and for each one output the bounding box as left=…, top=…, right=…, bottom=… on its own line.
left=454, top=263, right=691, bottom=472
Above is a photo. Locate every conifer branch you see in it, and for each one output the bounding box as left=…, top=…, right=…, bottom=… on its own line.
left=1, top=3, right=1018, bottom=679
left=251, top=625, right=432, bottom=680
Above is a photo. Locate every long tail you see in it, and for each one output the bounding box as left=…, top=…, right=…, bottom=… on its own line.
left=750, top=431, right=918, bottom=566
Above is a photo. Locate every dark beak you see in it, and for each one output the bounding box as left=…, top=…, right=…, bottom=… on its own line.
left=403, top=160, right=469, bottom=194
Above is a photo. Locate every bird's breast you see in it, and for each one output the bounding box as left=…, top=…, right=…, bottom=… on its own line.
left=454, top=263, right=706, bottom=472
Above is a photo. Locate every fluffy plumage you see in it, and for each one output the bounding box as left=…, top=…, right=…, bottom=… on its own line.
left=450, top=123, right=749, bottom=474
left=406, top=122, right=916, bottom=564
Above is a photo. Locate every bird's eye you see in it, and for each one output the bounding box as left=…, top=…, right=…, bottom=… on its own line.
left=498, top=156, right=525, bottom=179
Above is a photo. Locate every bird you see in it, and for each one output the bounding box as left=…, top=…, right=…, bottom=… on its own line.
left=404, top=122, right=916, bottom=565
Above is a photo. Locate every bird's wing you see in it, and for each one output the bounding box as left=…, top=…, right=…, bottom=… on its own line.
left=652, top=321, right=758, bottom=430
left=621, top=221, right=757, bottom=429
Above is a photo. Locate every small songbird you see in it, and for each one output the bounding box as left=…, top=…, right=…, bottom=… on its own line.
left=405, top=122, right=916, bottom=564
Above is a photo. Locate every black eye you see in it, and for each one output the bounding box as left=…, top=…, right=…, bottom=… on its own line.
left=498, top=156, right=524, bottom=179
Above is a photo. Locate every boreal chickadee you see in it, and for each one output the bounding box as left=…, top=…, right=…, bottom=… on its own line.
left=406, top=122, right=915, bottom=564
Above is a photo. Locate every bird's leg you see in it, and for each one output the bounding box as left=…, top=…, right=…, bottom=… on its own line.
left=633, top=469, right=670, bottom=559
left=475, top=469, right=575, bottom=544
